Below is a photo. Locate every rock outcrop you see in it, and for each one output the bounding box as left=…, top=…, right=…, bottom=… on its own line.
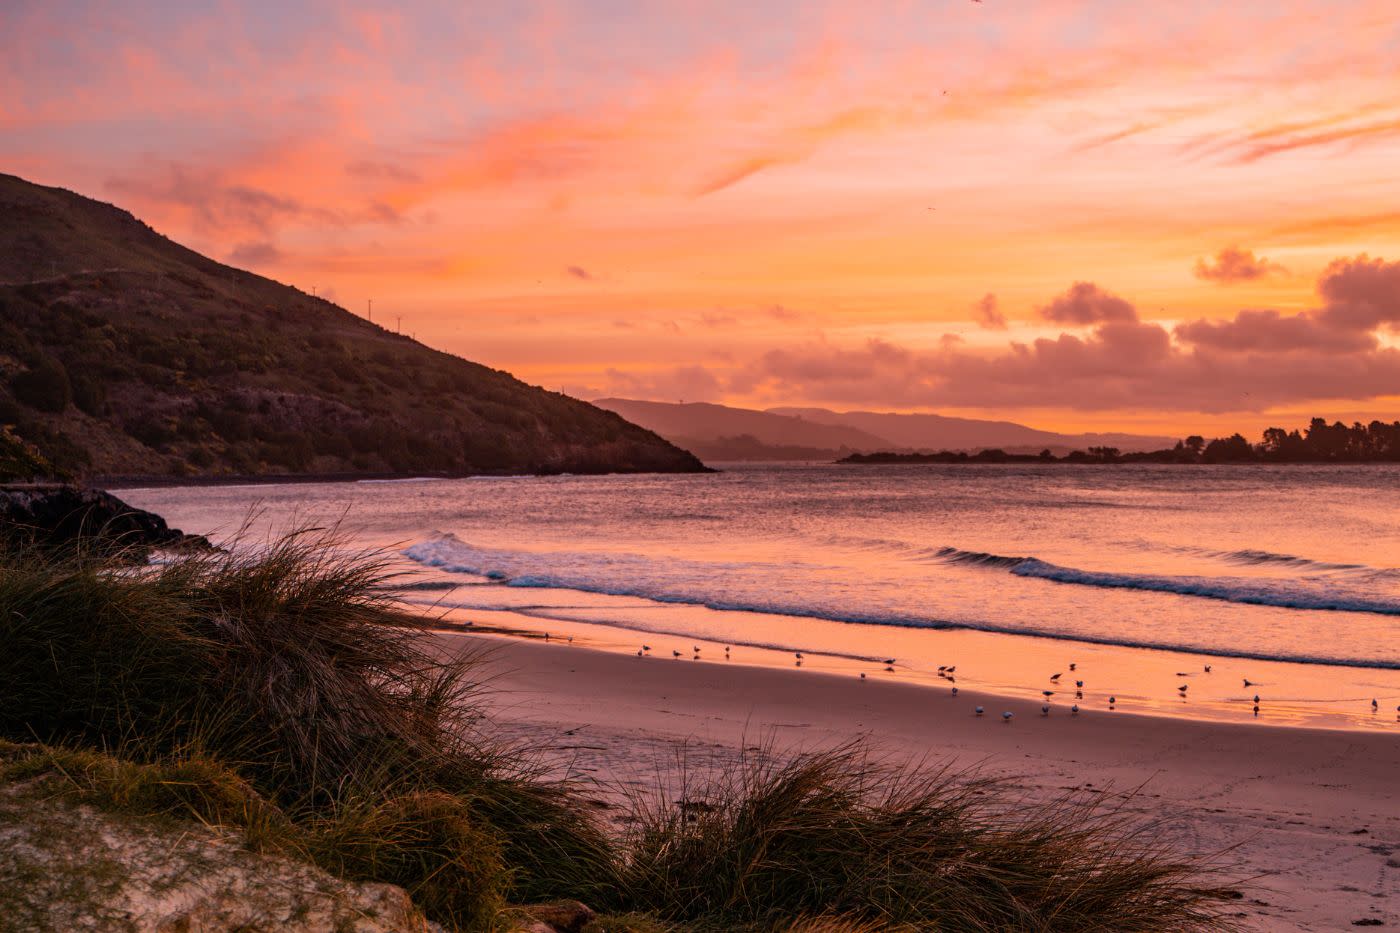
left=0, top=778, right=443, bottom=933
left=0, top=484, right=209, bottom=554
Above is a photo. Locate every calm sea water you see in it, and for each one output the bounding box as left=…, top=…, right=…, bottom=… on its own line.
left=120, top=463, right=1400, bottom=727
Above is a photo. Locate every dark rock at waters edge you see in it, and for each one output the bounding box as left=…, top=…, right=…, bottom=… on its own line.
left=0, top=484, right=210, bottom=556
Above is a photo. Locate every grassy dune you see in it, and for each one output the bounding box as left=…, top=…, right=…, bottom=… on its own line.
left=0, top=531, right=1244, bottom=931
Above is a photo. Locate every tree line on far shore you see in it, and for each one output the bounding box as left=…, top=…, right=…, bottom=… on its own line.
left=839, top=418, right=1400, bottom=465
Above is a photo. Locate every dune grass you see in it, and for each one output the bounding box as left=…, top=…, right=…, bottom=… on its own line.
left=0, top=531, right=1244, bottom=932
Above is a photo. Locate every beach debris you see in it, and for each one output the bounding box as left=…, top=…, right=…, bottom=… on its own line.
left=975, top=706, right=985, bottom=716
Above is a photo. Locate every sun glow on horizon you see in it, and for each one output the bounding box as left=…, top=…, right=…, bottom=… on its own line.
left=4, top=0, right=1400, bottom=434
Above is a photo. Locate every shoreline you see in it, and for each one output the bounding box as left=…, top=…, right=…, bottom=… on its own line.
left=419, top=604, right=1400, bottom=734
left=447, top=631, right=1400, bottom=931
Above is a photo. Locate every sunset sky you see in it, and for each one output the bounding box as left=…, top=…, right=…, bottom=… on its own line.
left=5, top=0, right=1400, bottom=435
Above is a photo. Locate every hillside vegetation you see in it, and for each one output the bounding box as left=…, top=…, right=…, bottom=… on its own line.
left=0, top=173, right=704, bottom=481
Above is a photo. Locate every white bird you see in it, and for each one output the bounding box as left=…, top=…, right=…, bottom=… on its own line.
left=1071, top=704, right=1079, bottom=715
left=975, top=706, right=985, bottom=716
left=1002, top=711, right=1013, bottom=722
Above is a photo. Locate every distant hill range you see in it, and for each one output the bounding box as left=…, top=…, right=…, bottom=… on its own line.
left=594, top=399, right=1174, bottom=461
left=0, top=173, right=705, bottom=481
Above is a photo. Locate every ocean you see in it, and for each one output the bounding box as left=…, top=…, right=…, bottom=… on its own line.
left=119, top=462, right=1400, bottom=731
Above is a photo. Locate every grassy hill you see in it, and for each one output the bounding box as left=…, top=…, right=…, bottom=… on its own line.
left=0, top=173, right=705, bottom=481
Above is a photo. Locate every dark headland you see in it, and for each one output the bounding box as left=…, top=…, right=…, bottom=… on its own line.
left=0, top=173, right=707, bottom=483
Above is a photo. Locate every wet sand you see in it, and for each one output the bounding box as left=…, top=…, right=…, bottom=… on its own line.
left=441, top=631, right=1400, bottom=932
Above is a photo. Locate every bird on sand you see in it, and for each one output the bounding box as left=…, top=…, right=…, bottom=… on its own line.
left=1075, top=680, right=1084, bottom=688
left=1253, top=694, right=1260, bottom=704
left=975, top=706, right=985, bottom=716
left=643, top=645, right=652, bottom=652
left=884, top=658, right=897, bottom=665
left=1041, top=705, right=1050, bottom=716
left=945, top=665, right=955, bottom=672
left=1071, top=704, right=1080, bottom=715
left=1109, top=696, right=1117, bottom=706
left=859, top=672, right=866, bottom=680
left=1178, top=684, right=1188, bottom=694
left=672, top=650, right=682, bottom=658
left=693, top=646, right=701, bottom=653
left=1204, top=664, right=1212, bottom=673
left=1002, top=711, right=1013, bottom=722
left=1243, top=679, right=1256, bottom=687
left=1042, top=690, right=1054, bottom=699
left=1050, top=673, right=1062, bottom=681
left=951, top=686, right=959, bottom=696
left=1373, top=699, right=1379, bottom=711
left=1069, top=663, right=1077, bottom=671
left=796, top=652, right=804, bottom=659
left=636, top=649, right=643, bottom=656
left=885, top=665, right=895, bottom=672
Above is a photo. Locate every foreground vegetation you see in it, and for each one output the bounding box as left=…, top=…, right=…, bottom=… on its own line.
left=0, top=530, right=1243, bottom=931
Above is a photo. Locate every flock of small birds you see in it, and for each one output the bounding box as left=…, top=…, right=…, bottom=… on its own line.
left=618, top=641, right=1396, bottom=724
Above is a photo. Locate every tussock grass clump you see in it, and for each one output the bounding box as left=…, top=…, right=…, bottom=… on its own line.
left=620, top=743, right=1241, bottom=932
left=0, top=531, right=614, bottom=918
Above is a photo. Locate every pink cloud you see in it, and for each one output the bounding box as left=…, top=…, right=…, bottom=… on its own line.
left=973, top=293, right=1006, bottom=329
left=1038, top=282, right=1137, bottom=325
left=1194, top=246, right=1282, bottom=284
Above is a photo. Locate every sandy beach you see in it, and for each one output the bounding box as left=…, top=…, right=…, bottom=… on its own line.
left=445, top=631, right=1400, bottom=932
